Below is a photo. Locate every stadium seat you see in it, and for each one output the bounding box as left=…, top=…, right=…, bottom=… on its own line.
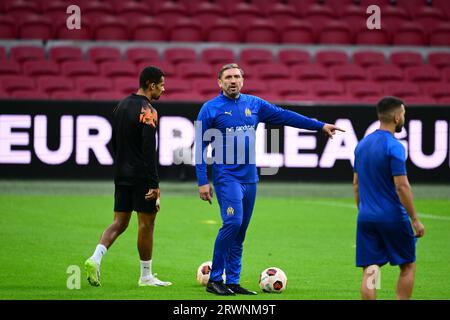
left=402, top=96, right=436, bottom=105
left=206, top=18, right=241, bottom=43
left=164, top=48, right=197, bottom=65
left=390, top=52, right=424, bottom=68
left=100, top=61, right=137, bottom=78
left=214, top=0, right=246, bottom=15
left=266, top=3, right=298, bottom=32
left=1, top=75, right=35, bottom=93
left=38, top=76, right=74, bottom=94
left=55, top=19, right=92, bottom=40
left=421, top=83, right=450, bottom=100
left=22, top=60, right=60, bottom=77
left=114, top=77, right=138, bottom=95
left=43, top=0, right=69, bottom=22
left=369, top=65, right=404, bottom=82
left=0, top=47, right=4, bottom=60
left=10, top=46, right=45, bottom=63
left=414, top=5, right=448, bottom=33
left=0, top=89, right=9, bottom=99
left=10, top=90, right=49, bottom=100
left=170, top=18, right=203, bottom=42
left=318, top=21, right=353, bottom=45
left=355, top=27, right=390, bottom=45
left=165, top=92, right=204, bottom=101
left=77, top=77, right=113, bottom=94
left=391, top=22, right=427, bottom=46
left=163, top=78, right=191, bottom=94
left=429, top=23, right=450, bottom=47
left=304, top=3, right=337, bottom=35
left=202, top=48, right=235, bottom=66
left=5, top=0, right=39, bottom=21
left=279, top=20, right=315, bottom=44
left=0, top=15, right=16, bottom=39
left=49, top=47, right=83, bottom=63
left=91, top=91, right=125, bottom=101
left=255, top=63, right=291, bottom=79
left=130, top=17, right=167, bottom=42
left=259, top=93, right=283, bottom=103
left=315, top=51, right=348, bottom=67
left=115, top=1, right=152, bottom=21
left=191, top=2, right=224, bottom=32
left=310, top=81, right=345, bottom=97
left=437, top=97, right=450, bottom=105
left=18, top=14, right=53, bottom=40
left=87, top=47, right=121, bottom=64
left=51, top=90, right=89, bottom=100
left=384, top=82, right=421, bottom=99
left=405, top=66, right=441, bottom=83
left=339, top=5, right=367, bottom=32
left=428, top=52, right=450, bottom=69
left=241, top=79, right=268, bottom=95
left=240, top=49, right=273, bottom=66
left=81, top=1, right=114, bottom=22
left=192, top=79, right=220, bottom=98
left=178, top=62, right=214, bottom=80
left=278, top=50, right=310, bottom=66
left=379, top=5, right=411, bottom=35
left=92, top=16, right=128, bottom=41
left=347, top=81, right=384, bottom=99
left=331, top=65, right=367, bottom=82
left=125, top=48, right=160, bottom=65
left=271, top=79, right=309, bottom=97
left=137, top=61, right=176, bottom=78
left=442, top=67, right=450, bottom=82
left=0, top=61, right=21, bottom=76
left=61, top=61, right=98, bottom=78
left=352, top=51, right=386, bottom=67
left=230, top=3, right=261, bottom=30
left=292, top=64, right=329, bottom=81
left=244, top=19, right=278, bottom=44
left=230, top=63, right=257, bottom=79
left=155, top=1, right=188, bottom=30
left=433, top=0, right=450, bottom=17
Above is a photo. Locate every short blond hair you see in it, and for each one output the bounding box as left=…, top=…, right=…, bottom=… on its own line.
left=218, top=63, right=244, bottom=79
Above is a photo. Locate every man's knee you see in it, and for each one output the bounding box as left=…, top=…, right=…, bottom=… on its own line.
left=400, top=262, right=416, bottom=275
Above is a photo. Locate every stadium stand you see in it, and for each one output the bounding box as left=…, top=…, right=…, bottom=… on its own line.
left=0, top=0, right=448, bottom=105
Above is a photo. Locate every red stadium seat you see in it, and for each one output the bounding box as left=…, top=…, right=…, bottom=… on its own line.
left=414, top=5, right=447, bottom=33
left=214, top=0, right=246, bottom=15
left=352, top=51, right=386, bottom=67
left=170, top=18, right=203, bottom=42
left=429, top=23, right=450, bottom=47
left=279, top=20, right=315, bottom=44
left=49, top=46, right=83, bottom=63
left=77, top=77, right=113, bottom=94
left=347, top=81, right=384, bottom=99
left=442, top=67, right=450, bottom=82
left=138, top=61, right=176, bottom=78
left=131, top=17, right=167, bottom=42
left=115, top=1, right=152, bottom=21
left=259, top=93, right=283, bottom=103
left=318, top=21, right=353, bottom=45
left=10, top=90, right=49, bottom=100
left=55, top=19, right=92, bottom=40
left=0, top=47, right=4, bottom=60
left=164, top=48, right=197, bottom=65
left=340, top=5, right=367, bottom=32
left=125, top=48, right=160, bottom=65
left=5, top=0, right=39, bottom=21
left=271, top=79, right=309, bottom=97
left=155, top=1, right=188, bottom=30
left=326, top=0, right=356, bottom=16
left=390, top=52, right=424, bottom=68
left=241, top=79, right=268, bottom=95
left=266, top=3, right=298, bottom=32
left=114, top=77, right=138, bottom=95
left=178, top=62, right=213, bottom=80
left=428, top=52, right=450, bottom=69
left=380, top=5, right=410, bottom=35
left=0, top=89, right=9, bottom=99
left=331, top=65, right=367, bottom=82
left=192, top=79, right=220, bottom=97
left=402, top=96, right=436, bottom=105
left=244, top=19, right=278, bottom=44
left=61, top=61, right=98, bottom=77
left=405, top=66, right=441, bottom=83
left=391, top=22, right=427, bottom=46
left=422, top=83, right=450, bottom=100
left=0, top=15, right=16, bottom=39
left=18, top=14, right=53, bottom=40
left=315, top=51, right=348, bottom=67
left=163, top=79, right=191, bottom=94
left=202, top=48, right=235, bottom=66
left=1, top=75, right=35, bottom=93
left=230, top=3, right=261, bottom=30
left=278, top=50, right=310, bottom=66
left=51, top=90, right=89, bottom=100
left=38, top=76, right=74, bottom=94
left=91, top=91, right=125, bottom=101
left=438, top=97, right=450, bottom=105
left=206, top=18, right=241, bottom=43
left=304, top=3, right=337, bottom=35
left=369, top=65, right=404, bottom=82
left=10, top=46, right=45, bottom=63
left=92, top=16, right=128, bottom=41
left=165, top=92, right=204, bottom=101
left=355, top=27, right=390, bottom=45
left=100, top=61, right=137, bottom=78
left=82, top=1, right=114, bottom=22
left=22, top=60, right=60, bottom=77
left=87, top=47, right=121, bottom=64
left=0, top=61, right=21, bottom=76
left=292, top=64, right=329, bottom=81
left=310, top=81, right=345, bottom=97
left=240, top=49, right=273, bottom=66
left=191, top=2, right=224, bottom=32
left=255, top=63, right=291, bottom=80
left=433, top=0, right=450, bottom=18
left=384, top=82, right=421, bottom=99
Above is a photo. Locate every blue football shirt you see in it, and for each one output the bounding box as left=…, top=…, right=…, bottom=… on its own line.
left=354, top=129, right=409, bottom=222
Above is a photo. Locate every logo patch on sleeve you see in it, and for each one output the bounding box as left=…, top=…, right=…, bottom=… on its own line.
left=139, top=103, right=158, bottom=128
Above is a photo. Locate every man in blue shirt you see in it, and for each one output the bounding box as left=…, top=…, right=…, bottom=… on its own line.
left=353, top=96, right=425, bottom=300
left=195, top=63, right=344, bottom=295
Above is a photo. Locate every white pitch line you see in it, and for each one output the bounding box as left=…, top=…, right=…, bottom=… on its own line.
left=302, top=200, right=450, bottom=222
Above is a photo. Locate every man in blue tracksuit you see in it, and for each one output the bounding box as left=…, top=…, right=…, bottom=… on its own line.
left=195, top=63, right=344, bottom=295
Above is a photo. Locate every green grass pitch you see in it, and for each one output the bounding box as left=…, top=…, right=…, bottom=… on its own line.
left=0, top=181, right=449, bottom=300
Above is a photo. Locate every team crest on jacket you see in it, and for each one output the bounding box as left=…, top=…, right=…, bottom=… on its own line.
left=227, top=206, right=234, bottom=216
left=245, top=107, right=252, bottom=117
left=139, top=103, right=158, bottom=128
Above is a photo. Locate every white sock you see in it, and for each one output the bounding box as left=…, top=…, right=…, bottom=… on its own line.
left=91, top=244, right=107, bottom=265
left=140, top=260, right=152, bottom=279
